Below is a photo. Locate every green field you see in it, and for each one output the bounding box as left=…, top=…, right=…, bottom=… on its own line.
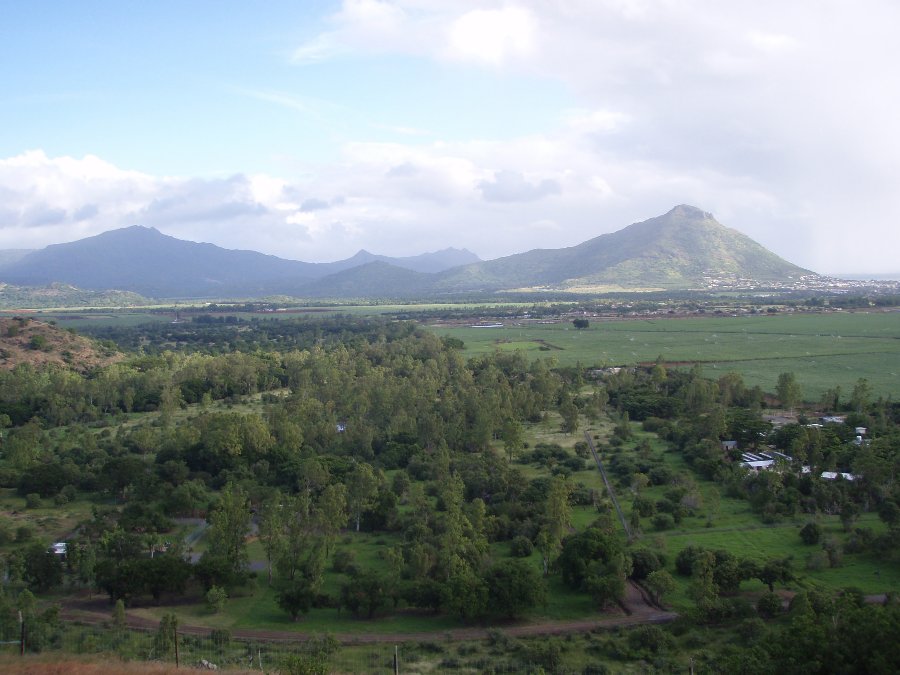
left=429, top=311, right=900, bottom=400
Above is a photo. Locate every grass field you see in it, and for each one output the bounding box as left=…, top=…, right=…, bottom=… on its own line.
left=429, top=311, right=900, bottom=400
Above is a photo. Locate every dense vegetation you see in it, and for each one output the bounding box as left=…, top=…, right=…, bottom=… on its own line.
left=0, top=312, right=898, bottom=672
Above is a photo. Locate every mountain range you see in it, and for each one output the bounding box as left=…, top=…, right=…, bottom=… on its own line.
left=0, top=205, right=813, bottom=299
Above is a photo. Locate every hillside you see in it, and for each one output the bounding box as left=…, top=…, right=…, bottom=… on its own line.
left=433, top=205, right=812, bottom=292
left=0, top=317, right=122, bottom=371
left=0, top=282, right=148, bottom=309
left=0, top=226, right=320, bottom=298
left=0, top=227, right=480, bottom=299
left=296, top=260, right=435, bottom=298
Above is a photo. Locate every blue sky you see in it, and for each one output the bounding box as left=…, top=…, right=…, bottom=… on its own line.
left=2, top=1, right=899, bottom=273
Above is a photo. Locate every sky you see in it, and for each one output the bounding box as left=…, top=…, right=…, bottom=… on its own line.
left=1, top=0, right=899, bottom=274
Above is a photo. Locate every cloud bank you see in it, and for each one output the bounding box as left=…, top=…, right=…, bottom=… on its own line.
left=2, top=1, right=900, bottom=274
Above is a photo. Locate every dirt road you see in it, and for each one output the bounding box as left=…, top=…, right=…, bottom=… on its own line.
left=60, top=581, right=677, bottom=645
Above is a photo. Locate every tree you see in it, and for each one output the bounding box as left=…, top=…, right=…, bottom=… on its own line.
left=346, top=462, right=379, bottom=532
left=486, top=559, right=546, bottom=618
left=757, top=557, right=794, bottom=592
left=545, top=476, right=572, bottom=552
left=689, top=550, right=719, bottom=619
left=340, top=570, right=388, bottom=619
left=206, top=586, right=228, bottom=613
left=275, top=577, right=316, bottom=621
left=501, top=419, right=524, bottom=462
left=21, top=542, right=64, bottom=592
left=849, top=378, right=872, bottom=413
left=204, top=482, right=250, bottom=581
left=153, top=613, right=178, bottom=657
left=572, top=318, right=590, bottom=329
left=559, top=396, right=579, bottom=434
left=645, top=569, right=675, bottom=605
left=257, top=494, right=285, bottom=585
left=441, top=569, right=488, bottom=620
left=316, top=483, right=348, bottom=555
left=776, top=372, right=802, bottom=411
left=800, top=522, right=822, bottom=545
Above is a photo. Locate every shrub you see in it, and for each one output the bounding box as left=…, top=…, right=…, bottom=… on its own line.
left=799, top=522, right=821, bottom=545
left=510, top=535, right=534, bottom=558
left=652, top=513, right=675, bottom=531
left=805, top=551, right=828, bottom=571
left=332, top=549, right=356, bottom=573
left=629, top=549, right=663, bottom=581
left=757, top=592, right=783, bottom=619
left=25, top=493, right=42, bottom=509
left=206, top=585, right=228, bottom=613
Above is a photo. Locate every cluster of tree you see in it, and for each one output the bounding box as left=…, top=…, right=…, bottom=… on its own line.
left=709, top=591, right=900, bottom=673
left=601, top=362, right=900, bottom=554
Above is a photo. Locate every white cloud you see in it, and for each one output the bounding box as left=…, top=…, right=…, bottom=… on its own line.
left=444, top=7, right=537, bottom=67
left=4, top=3, right=900, bottom=273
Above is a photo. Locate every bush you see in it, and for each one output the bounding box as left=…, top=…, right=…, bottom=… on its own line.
left=332, top=549, right=356, bottom=573
left=510, top=535, right=534, bottom=557
left=629, top=549, right=663, bottom=581
left=54, top=485, right=77, bottom=506
left=805, top=551, right=828, bottom=571
left=16, top=525, right=33, bottom=542
left=652, top=513, right=675, bottom=531
left=675, top=545, right=707, bottom=576
left=799, top=522, right=821, bottom=545
left=757, top=592, right=783, bottom=619
left=25, top=493, right=42, bottom=509
left=206, top=585, right=228, bottom=613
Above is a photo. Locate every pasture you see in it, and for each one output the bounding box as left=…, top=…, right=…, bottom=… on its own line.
left=429, top=311, right=900, bottom=400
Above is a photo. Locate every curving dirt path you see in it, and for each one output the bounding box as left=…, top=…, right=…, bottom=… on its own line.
left=59, top=582, right=677, bottom=645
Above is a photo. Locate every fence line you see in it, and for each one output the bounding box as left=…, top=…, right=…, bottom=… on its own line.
left=584, top=431, right=632, bottom=538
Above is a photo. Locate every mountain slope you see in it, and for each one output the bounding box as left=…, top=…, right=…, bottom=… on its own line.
left=434, top=205, right=811, bottom=291
left=296, top=261, right=435, bottom=298
left=0, top=226, right=318, bottom=297
left=0, top=207, right=813, bottom=298
left=0, top=227, right=479, bottom=297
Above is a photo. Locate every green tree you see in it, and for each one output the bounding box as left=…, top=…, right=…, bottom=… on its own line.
left=340, top=570, right=388, bottom=619
left=206, top=586, right=228, bottom=613
left=486, top=559, right=546, bottom=618
left=501, top=419, right=524, bottom=462
left=205, top=482, right=250, bottom=579
left=776, top=372, right=802, bottom=411
left=645, top=569, right=676, bottom=605
left=346, top=462, right=379, bottom=532
left=276, top=576, right=316, bottom=621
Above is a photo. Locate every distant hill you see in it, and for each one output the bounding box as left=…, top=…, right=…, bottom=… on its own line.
left=433, top=205, right=812, bottom=292
left=0, top=282, right=148, bottom=309
left=0, top=207, right=814, bottom=299
left=0, top=227, right=480, bottom=298
left=298, top=261, right=434, bottom=298
left=0, top=317, right=122, bottom=372
left=0, top=249, right=35, bottom=268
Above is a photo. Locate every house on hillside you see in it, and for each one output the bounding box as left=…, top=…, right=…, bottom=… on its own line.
left=740, top=449, right=793, bottom=472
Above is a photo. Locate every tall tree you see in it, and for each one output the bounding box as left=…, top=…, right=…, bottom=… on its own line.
left=205, top=482, right=250, bottom=577
left=776, top=372, right=802, bottom=411
left=346, top=462, right=379, bottom=532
